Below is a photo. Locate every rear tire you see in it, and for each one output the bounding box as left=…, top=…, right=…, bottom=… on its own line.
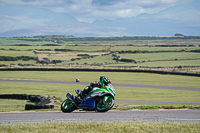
left=96, top=96, right=114, bottom=112
left=61, top=99, right=76, bottom=113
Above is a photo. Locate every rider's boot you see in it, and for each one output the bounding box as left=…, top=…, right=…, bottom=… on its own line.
left=75, top=96, right=82, bottom=104
left=75, top=89, right=88, bottom=103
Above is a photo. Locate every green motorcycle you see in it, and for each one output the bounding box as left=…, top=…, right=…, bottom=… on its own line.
left=61, top=84, right=116, bottom=113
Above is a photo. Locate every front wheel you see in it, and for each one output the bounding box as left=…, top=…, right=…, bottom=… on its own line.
left=61, top=99, right=76, bottom=113
left=96, top=96, right=114, bottom=112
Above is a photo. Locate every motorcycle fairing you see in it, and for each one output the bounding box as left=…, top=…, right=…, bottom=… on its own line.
left=78, top=98, right=95, bottom=108
left=90, top=91, right=110, bottom=98
left=88, top=86, right=115, bottom=99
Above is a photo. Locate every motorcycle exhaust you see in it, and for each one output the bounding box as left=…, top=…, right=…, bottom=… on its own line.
left=66, top=92, right=73, bottom=100
left=66, top=92, right=78, bottom=107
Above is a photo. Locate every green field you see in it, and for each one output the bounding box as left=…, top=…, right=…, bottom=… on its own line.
left=0, top=81, right=199, bottom=103
left=111, top=46, right=200, bottom=51
left=1, top=71, right=199, bottom=87
left=0, top=36, right=200, bottom=112
left=118, top=52, right=200, bottom=61
left=0, top=46, right=61, bottom=50
left=63, top=45, right=111, bottom=51
left=0, top=122, right=199, bottom=133
left=1, top=36, right=199, bottom=45
left=0, top=50, right=36, bottom=57
left=0, top=36, right=200, bottom=71
left=0, top=37, right=200, bottom=131
left=0, top=60, right=37, bottom=65
left=0, top=38, right=57, bottom=46
left=0, top=45, right=110, bottom=51
left=64, top=54, right=115, bottom=65
left=105, top=52, right=200, bottom=67
left=0, top=71, right=199, bottom=112
left=106, top=60, right=200, bottom=67
left=36, top=51, right=109, bottom=61
left=1, top=48, right=200, bottom=67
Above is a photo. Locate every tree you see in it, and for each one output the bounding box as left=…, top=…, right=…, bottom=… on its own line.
left=174, top=33, right=185, bottom=37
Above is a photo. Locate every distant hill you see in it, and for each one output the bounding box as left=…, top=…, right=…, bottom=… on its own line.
left=0, top=0, right=199, bottom=37
left=92, top=0, right=200, bottom=36
left=0, top=5, right=78, bottom=36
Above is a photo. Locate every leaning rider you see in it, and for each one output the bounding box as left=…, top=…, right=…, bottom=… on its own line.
left=74, top=76, right=111, bottom=103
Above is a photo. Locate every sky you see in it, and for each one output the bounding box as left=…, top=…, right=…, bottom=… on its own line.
left=0, top=0, right=194, bottom=23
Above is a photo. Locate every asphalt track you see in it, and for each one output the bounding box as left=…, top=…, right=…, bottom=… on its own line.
left=0, top=110, right=200, bottom=124
left=1, top=78, right=200, bottom=104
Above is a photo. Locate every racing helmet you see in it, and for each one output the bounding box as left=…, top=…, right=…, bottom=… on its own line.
left=99, top=76, right=111, bottom=86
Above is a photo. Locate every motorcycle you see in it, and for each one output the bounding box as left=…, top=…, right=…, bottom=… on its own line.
left=61, top=84, right=116, bottom=113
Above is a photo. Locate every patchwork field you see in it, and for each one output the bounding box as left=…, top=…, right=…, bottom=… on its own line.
left=0, top=36, right=200, bottom=111
left=0, top=36, right=200, bottom=74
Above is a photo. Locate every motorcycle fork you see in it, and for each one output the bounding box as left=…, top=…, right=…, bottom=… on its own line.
left=99, top=96, right=109, bottom=105
left=103, top=96, right=109, bottom=103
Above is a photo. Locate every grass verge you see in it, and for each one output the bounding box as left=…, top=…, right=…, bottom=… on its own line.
left=0, top=80, right=199, bottom=112
left=0, top=71, right=199, bottom=112
left=0, top=122, right=200, bottom=133
left=0, top=71, right=200, bottom=87
left=113, top=105, right=200, bottom=110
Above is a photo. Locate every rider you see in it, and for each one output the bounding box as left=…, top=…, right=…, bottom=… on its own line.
left=74, top=76, right=111, bottom=103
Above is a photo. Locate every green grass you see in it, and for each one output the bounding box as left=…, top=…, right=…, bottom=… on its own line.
left=0, top=99, right=28, bottom=112
left=0, top=71, right=199, bottom=112
left=0, top=45, right=110, bottom=51
left=36, top=51, right=109, bottom=61
left=0, top=79, right=199, bottom=112
left=0, top=71, right=199, bottom=86
left=64, top=55, right=115, bottom=64
left=0, top=60, right=38, bottom=65
left=113, top=105, right=200, bottom=110
left=106, top=60, right=200, bottom=67
left=115, top=86, right=200, bottom=102
left=1, top=37, right=199, bottom=46
left=0, top=122, right=199, bottom=133
left=118, top=52, right=200, bottom=62
left=0, top=82, right=84, bottom=112
left=0, top=82, right=199, bottom=102
left=137, top=60, right=200, bottom=67
left=0, top=50, right=36, bottom=57
left=0, top=39, right=199, bottom=68
left=0, top=46, right=61, bottom=51
left=111, top=46, right=200, bottom=52
left=0, top=82, right=81, bottom=99
left=0, top=71, right=199, bottom=87
left=111, top=46, right=200, bottom=51
left=0, top=38, right=57, bottom=46
left=63, top=45, right=111, bottom=51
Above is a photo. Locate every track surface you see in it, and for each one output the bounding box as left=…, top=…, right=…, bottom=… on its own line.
left=0, top=110, right=200, bottom=124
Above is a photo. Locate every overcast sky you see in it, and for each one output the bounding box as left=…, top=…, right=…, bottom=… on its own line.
left=0, top=0, right=194, bottom=22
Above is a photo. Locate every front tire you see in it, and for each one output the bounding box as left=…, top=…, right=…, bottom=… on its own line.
left=96, top=96, right=114, bottom=112
left=61, top=99, right=76, bottom=113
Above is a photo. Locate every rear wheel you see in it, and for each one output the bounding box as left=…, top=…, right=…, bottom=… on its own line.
left=61, top=99, right=76, bottom=113
left=96, top=96, right=114, bottom=112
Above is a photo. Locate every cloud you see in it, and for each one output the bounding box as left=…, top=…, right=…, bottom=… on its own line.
left=21, top=0, right=36, bottom=2
left=0, top=0, right=194, bottom=22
